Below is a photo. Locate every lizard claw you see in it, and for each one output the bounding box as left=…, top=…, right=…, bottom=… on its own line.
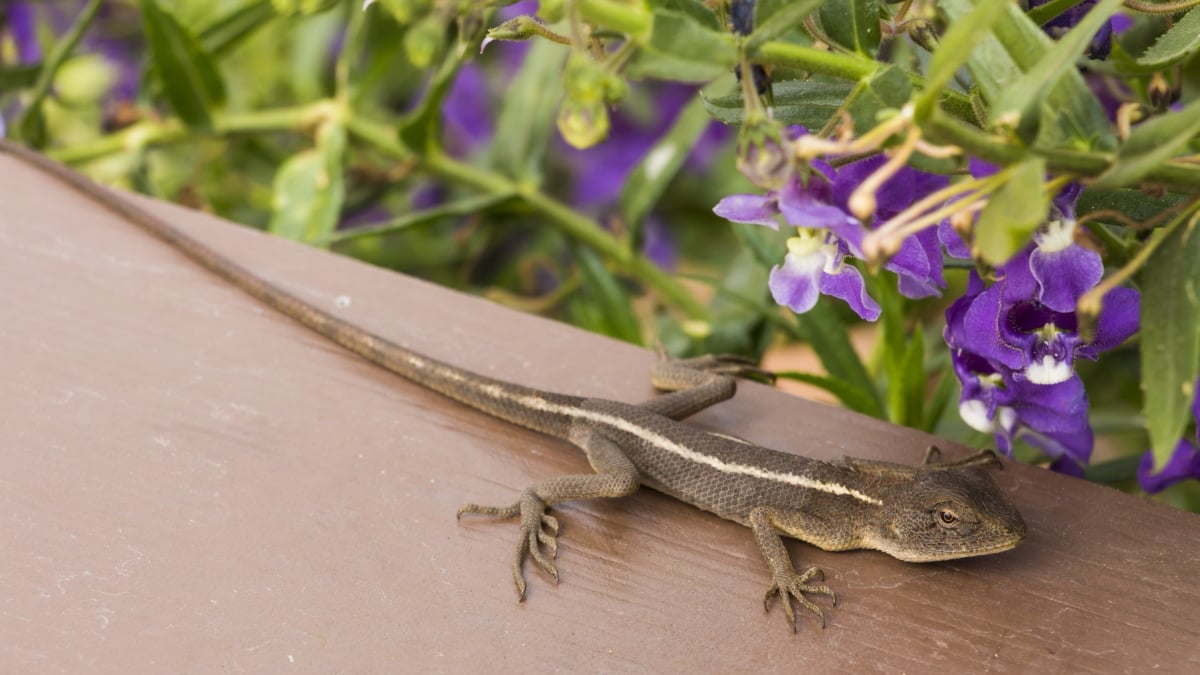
left=763, top=565, right=837, bottom=632
left=460, top=491, right=560, bottom=600
left=659, top=353, right=777, bottom=384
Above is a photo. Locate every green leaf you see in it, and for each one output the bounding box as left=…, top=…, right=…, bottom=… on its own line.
left=268, top=123, right=347, bottom=244
left=1138, top=6, right=1200, bottom=68
left=866, top=63, right=911, bottom=106
left=922, top=358, right=959, bottom=433
left=628, top=10, right=736, bottom=82
left=1094, top=96, right=1200, bottom=188
left=898, top=322, right=926, bottom=428
left=705, top=76, right=854, bottom=128
left=791, top=298, right=880, bottom=409
left=140, top=0, right=227, bottom=130
left=874, top=275, right=925, bottom=427
left=991, top=0, right=1122, bottom=143
left=937, top=0, right=1116, bottom=151
left=817, top=0, right=880, bottom=57
left=1141, top=213, right=1200, bottom=471
left=486, top=40, right=568, bottom=182
left=1077, top=187, right=1190, bottom=222
left=328, top=192, right=518, bottom=245
left=200, top=0, right=278, bottom=57
left=397, top=22, right=470, bottom=152
left=1026, top=0, right=1081, bottom=26
left=689, top=250, right=774, bottom=357
left=915, top=0, right=1009, bottom=120
left=620, top=94, right=713, bottom=229
left=774, top=371, right=880, bottom=416
left=843, top=65, right=912, bottom=134
left=745, top=0, right=822, bottom=51
left=651, top=0, right=722, bottom=30
left=571, top=246, right=643, bottom=344
left=972, top=157, right=1048, bottom=266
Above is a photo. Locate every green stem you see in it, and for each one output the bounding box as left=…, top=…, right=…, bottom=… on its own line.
left=46, top=105, right=708, bottom=323
left=47, top=105, right=326, bottom=164
left=926, top=110, right=1200, bottom=190
left=346, top=117, right=710, bottom=323
left=753, top=41, right=876, bottom=80
left=753, top=41, right=977, bottom=123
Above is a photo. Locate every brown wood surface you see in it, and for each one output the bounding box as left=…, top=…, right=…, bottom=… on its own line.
left=2, top=152, right=1198, bottom=673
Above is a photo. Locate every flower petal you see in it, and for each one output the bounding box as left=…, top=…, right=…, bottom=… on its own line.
left=1030, top=242, right=1103, bottom=312
left=960, top=284, right=1026, bottom=371
left=777, top=186, right=864, bottom=241
left=998, top=247, right=1039, bottom=305
left=938, top=219, right=971, bottom=259
left=1007, top=375, right=1094, bottom=466
left=768, top=251, right=823, bottom=315
left=885, top=229, right=945, bottom=299
left=1077, top=286, right=1140, bottom=359
left=818, top=262, right=881, bottom=321
left=1137, top=440, right=1200, bottom=493
left=713, top=194, right=780, bottom=228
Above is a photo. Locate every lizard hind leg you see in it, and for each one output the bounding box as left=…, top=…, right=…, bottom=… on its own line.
left=458, top=490, right=562, bottom=600
left=642, top=353, right=775, bottom=421
left=457, top=431, right=641, bottom=601
left=922, top=445, right=1002, bottom=470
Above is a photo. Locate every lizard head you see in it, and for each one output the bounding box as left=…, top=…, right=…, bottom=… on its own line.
left=865, top=466, right=1027, bottom=562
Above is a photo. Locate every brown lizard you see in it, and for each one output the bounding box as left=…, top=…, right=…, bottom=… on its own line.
left=0, top=139, right=1026, bottom=631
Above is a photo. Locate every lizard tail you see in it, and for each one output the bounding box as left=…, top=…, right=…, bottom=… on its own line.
left=1, top=140, right=581, bottom=439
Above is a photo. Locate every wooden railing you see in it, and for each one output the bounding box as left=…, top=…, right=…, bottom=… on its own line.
left=3, top=153, right=1197, bottom=672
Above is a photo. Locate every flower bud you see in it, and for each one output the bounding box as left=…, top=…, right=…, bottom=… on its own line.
left=557, top=54, right=624, bottom=148
left=558, top=98, right=610, bottom=149
left=484, top=16, right=542, bottom=46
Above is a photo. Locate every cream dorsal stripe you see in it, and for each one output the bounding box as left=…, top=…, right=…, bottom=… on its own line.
left=410, top=351, right=884, bottom=507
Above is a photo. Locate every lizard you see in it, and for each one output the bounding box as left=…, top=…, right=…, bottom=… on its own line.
left=0, top=139, right=1027, bottom=632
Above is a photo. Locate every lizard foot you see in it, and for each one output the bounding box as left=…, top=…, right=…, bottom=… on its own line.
left=457, top=491, right=560, bottom=600
left=763, top=565, right=837, bottom=632
left=923, top=445, right=1002, bottom=470
left=657, top=352, right=777, bottom=384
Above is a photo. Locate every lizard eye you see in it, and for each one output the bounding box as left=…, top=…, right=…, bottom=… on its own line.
left=936, top=508, right=960, bottom=527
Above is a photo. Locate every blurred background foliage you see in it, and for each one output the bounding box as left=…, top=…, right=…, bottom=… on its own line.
left=2, top=0, right=1197, bottom=510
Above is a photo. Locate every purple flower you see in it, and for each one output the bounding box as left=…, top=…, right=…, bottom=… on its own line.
left=957, top=247, right=1138, bottom=385
left=952, top=347, right=1094, bottom=470
left=1138, top=378, right=1200, bottom=493
left=641, top=217, right=678, bottom=271
left=767, top=231, right=880, bottom=321
left=944, top=182, right=1140, bottom=470
left=443, top=63, right=494, bottom=155
left=714, top=139, right=949, bottom=321
left=1029, top=0, right=1115, bottom=60
left=560, top=83, right=728, bottom=209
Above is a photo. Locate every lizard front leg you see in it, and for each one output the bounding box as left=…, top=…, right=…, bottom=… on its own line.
left=457, top=428, right=640, bottom=600
left=748, top=506, right=840, bottom=632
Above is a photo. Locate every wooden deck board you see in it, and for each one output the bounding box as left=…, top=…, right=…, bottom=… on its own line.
left=2, top=152, right=1197, bottom=672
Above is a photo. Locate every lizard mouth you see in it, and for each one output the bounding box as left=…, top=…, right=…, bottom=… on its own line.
left=886, top=534, right=1027, bottom=562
